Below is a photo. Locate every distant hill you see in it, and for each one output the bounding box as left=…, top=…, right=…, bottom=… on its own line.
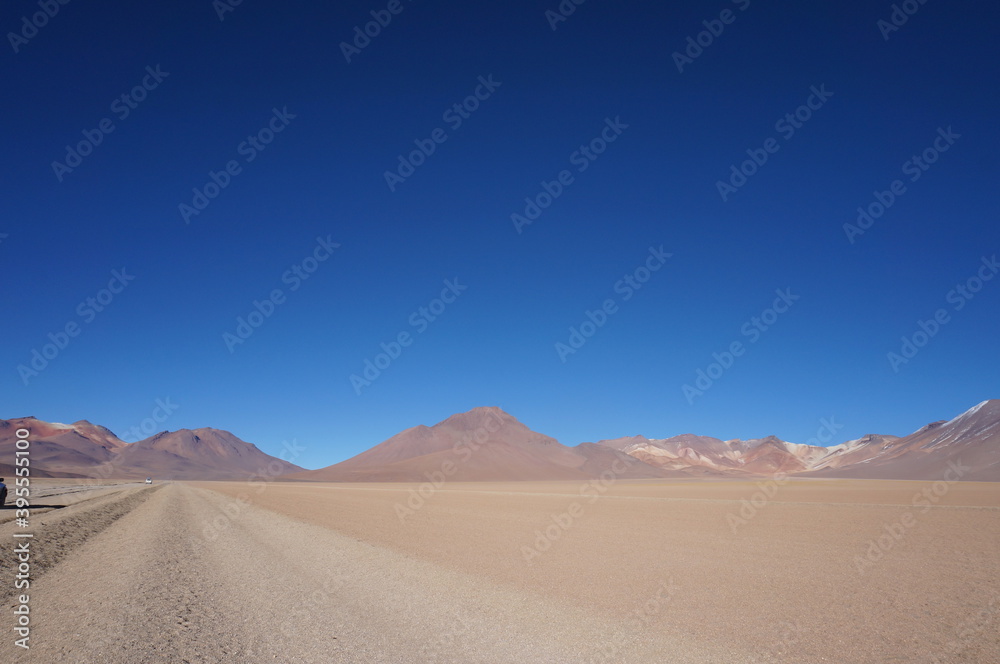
left=0, top=418, right=303, bottom=480
left=287, top=406, right=679, bottom=482
left=6, top=401, right=997, bottom=482
left=290, top=401, right=1000, bottom=482
left=803, top=400, right=1000, bottom=481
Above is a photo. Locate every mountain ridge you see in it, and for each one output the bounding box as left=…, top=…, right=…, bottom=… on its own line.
left=293, top=400, right=1000, bottom=482
left=4, top=400, right=997, bottom=482
left=0, top=417, right=303, bottom=480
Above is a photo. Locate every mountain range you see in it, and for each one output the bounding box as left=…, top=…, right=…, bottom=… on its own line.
left=287, top=407, right=664, bottom=482
left=2, top=400, right=998, bottom=481
left=0, top=417, right=303, bottom=480
left=294, top=400, right=1000, bottom=482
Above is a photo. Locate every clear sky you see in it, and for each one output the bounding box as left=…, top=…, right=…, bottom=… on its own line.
left=3, top=0, right=998, bottom=469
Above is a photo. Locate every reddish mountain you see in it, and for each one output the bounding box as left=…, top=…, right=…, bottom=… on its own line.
left=114, top=428, right=304, bottom=480
left=6, top=401, right=997, bottom=483
left=592, top=433, right=799, bottom=476
left=728, top=436, right=810, bottom=474
left=805, top=400, right=1000, bottom=481
left=289, top=407, right=673, bottom=482
left=0, top=417, right=303, bottom=480
left=0, top=417, right=121, bottom=476
left=294, top=401, right=1000, bottom=482
left=572, top=443, right=676, bottom=479
left=804, top=434, right=901, bottom=472
left=589, top=402, right=1000, bottom=481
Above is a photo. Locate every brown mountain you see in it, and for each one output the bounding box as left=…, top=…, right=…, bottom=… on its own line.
left=727, top=436, right=811, bottom=474
left=289, top=407, right=674, bottom=482
left=592, top=435, right=728, bottom=475
left=114, top=428, right=304, bottom=480
left=0, top=417, right=303, bottom=480
left=7, top=401, right=996, bottom=483
left=293, top=401, right=1000, bottom=482
left=803, top=433, right=901, bottom=473
left=594, top=401, right=1000, bottom=481
left=592, top=433, right=805, bottom=476
left=805, top=400, right=1000, bottom=481
left=0, top=417, right=121, bottom=476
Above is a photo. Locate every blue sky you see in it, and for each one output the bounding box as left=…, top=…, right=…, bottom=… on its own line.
left=2, top=0, right=998, bottom=469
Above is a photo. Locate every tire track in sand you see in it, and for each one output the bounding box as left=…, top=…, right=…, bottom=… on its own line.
left=0, top=485, right=159, bottom=603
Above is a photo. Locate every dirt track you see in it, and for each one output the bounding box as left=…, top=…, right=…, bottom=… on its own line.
left=1, top=480, right=998, bottom=663
left=0, top=482, right=749, bottom=663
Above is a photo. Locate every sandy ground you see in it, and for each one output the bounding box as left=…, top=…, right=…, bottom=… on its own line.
left=1, top=478, right=998, bottom=662
left=0, top=479, right=151, bottom=515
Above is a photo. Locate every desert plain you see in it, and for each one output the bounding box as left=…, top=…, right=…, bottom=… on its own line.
left=2, top=477, right=998, bottom=663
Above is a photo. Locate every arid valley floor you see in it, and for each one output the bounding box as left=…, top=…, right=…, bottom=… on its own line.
left=2, top=478, right=998, bottom=663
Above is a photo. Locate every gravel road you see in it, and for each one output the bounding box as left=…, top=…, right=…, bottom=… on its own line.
left=0, top=482, right=749, bottom=663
